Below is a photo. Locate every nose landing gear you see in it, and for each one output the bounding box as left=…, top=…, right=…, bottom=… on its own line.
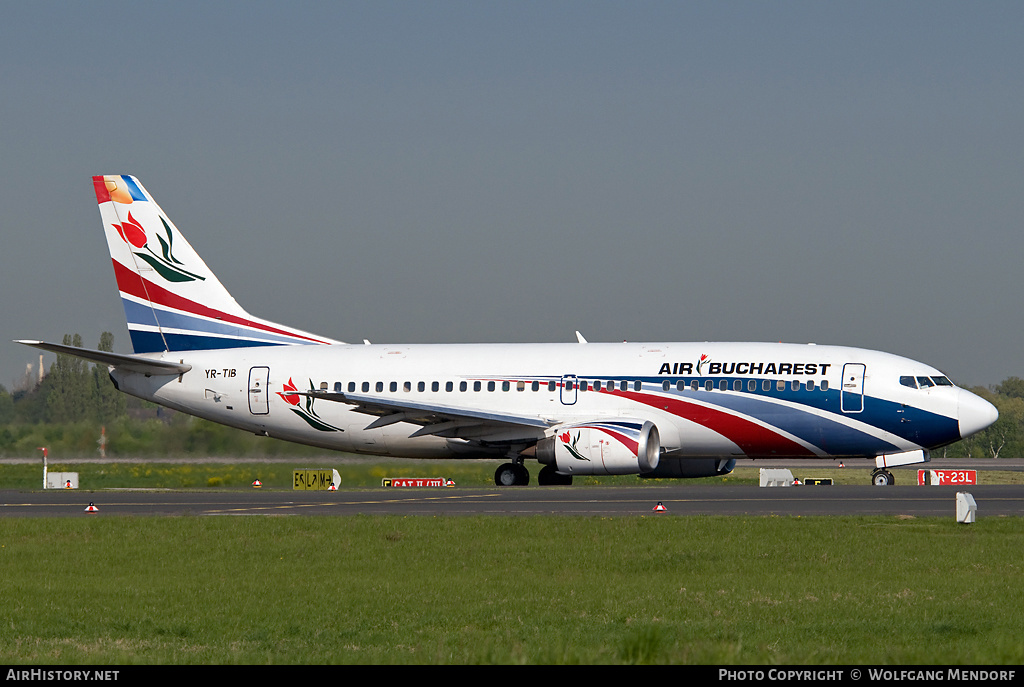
left=871, top=468, right=895, bottom=486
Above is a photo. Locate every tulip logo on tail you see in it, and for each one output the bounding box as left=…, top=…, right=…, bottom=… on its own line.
left=560, top=431, right=589, bottom=462
left=111, top=211, right=205, bottom=283
left=278, top=378, right=343, bottom=432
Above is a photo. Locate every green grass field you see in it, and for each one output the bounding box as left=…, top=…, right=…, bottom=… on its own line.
left=0, top=515, right=1021, bottom=664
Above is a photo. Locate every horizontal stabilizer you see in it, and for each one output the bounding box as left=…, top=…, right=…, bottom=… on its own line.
left=15, top=340, right=192, bottom=376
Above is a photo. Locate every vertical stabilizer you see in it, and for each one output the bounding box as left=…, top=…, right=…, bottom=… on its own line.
left=94, top=175, right=337, bottom=353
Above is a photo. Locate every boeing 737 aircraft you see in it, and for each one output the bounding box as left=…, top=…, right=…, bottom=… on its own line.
left=17, top=175, right=999, bottom=486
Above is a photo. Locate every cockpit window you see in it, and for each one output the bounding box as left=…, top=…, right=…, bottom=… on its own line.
left=932, top=376, right=953, bottom=387
left=900, top=376, right=917, bottom=389
left=916, top=376, right=935, bottom=388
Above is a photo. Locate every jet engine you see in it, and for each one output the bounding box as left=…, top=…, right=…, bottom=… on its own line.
left=536, top=419, right=660, bottom=476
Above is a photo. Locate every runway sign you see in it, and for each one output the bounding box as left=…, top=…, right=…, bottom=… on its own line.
left=383, top=478, right=446, bottom=488
left=293, top=469, right=342, bottom=490
left=802, top=478, right=833, bottom=485
left=918, top=469, right=977, bottom=486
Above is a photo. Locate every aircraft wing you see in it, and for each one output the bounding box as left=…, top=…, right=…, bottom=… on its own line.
left=296, top=389, right=555, bottom=441
left=15, top=340, right=192, bottom=376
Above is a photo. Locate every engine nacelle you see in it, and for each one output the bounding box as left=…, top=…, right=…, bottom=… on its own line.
left=640, top=457, right=736, bottom=479
left=537, top=420, right=660, bottom=476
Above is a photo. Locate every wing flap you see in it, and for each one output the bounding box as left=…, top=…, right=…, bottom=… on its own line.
left=295, top=390, right=553, bottom=441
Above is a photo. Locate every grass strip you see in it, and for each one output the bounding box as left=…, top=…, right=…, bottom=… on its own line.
left=0, top=515, right=1021, bottom=664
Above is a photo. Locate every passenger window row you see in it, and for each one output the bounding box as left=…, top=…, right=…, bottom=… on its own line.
left=314, top=378, right=830, bottom=394
left=661, top=379, right=830, bottom=392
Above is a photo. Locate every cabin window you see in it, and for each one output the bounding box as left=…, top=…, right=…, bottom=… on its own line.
left=777, top=380, right=785, bottom=391
left=548, top=381, right=556, bottom=392
left=375, top=381, right=384, bottom=392
left=691, top=380, right=699, bottom=391
left=334, top=382, right=342, bottom=392
left=348, top=381, right=356, bottom=392
left=821, top=380, right=829, bottom=391
left=532, top=381, right=540, bottom=391
left=431, top=381, right=439, bottom=392
left=502, top=381, right=510, bottom=392
left=719, top=380, right=728, bottom=391
left=487, top=381, right=496, bottom=392
left=634, top=380, right=642, bottom=391
left=418, top=381, right=426, bottom=392
left=446, top=381, right=453, bottom=392
left=748, top=380, right=756, bottom=392
left=517, top=381, right=526, bottom=391
left=460, top=381, right=467, bottom=392
left=392, top=382, right=399, bottom=392
left=662, top=381, right=670, bottom=391
left=594, top=381, right=603, bottom=391
left=733, top=380, right=742, bottom=391
left=362, top=381, right=370, bottom=393
left=791, top=380, right=800, bottom=392
left=807, top=380, right=816, bottom=391
left=474, top=381, right=482, bottom=392
left=580, top=381, right=589, bottom=392
left=763, top=380, right=772, bottom=391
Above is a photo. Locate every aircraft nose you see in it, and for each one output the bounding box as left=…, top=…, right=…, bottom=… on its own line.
left=958, top=389, right=998, bottom=439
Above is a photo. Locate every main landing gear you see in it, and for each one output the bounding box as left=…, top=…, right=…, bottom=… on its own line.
left=871, top=468, right=895, bottom=486
left=494, top=462, right=574, bottom=486
left=494, top=462, right=530, bottom=486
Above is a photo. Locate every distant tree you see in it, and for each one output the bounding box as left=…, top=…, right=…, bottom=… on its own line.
left=996, top=377, right=1024, bottom=399
left=92, top=332, right=126, bottom=422
left=0, top=385, right=13, bottom=425
left=45, top=334, right=91, bottom=423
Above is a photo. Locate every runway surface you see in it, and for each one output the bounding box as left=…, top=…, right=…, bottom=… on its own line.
left=2, top=484, right=1023, bottom=518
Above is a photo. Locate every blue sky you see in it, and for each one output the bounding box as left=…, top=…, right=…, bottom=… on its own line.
left=2, top=2, right=1022, bottom=388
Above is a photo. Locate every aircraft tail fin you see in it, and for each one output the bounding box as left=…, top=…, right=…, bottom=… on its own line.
left=93, top=175, right=338, bottom=353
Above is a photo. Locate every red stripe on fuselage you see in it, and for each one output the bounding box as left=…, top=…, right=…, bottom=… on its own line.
left=612, top=390, right=816, bottom=458
left=111, top=259, right=328, bottom=344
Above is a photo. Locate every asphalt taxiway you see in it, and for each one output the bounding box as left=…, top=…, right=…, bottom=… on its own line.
left=2, top=484, right=1023, bottom=518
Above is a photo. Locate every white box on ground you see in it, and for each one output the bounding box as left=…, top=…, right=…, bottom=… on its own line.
left=956, top=492, right=977, bottom=523
left=759, top=468, right=795, bottom=487
left=46, top=472, right=79, bottom=489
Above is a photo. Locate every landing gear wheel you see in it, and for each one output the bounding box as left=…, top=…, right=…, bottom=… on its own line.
left=538, top=464, right=573, bottom=486
left=871, top=469, right=895, bottom=486
left=495, top=463, right=530, bottom=486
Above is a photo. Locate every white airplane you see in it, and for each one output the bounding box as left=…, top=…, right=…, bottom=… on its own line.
left=18, top=175, right=998, bottom=486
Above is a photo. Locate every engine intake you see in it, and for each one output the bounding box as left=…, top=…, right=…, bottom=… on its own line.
left=537, top=419, right=660, bottom=476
